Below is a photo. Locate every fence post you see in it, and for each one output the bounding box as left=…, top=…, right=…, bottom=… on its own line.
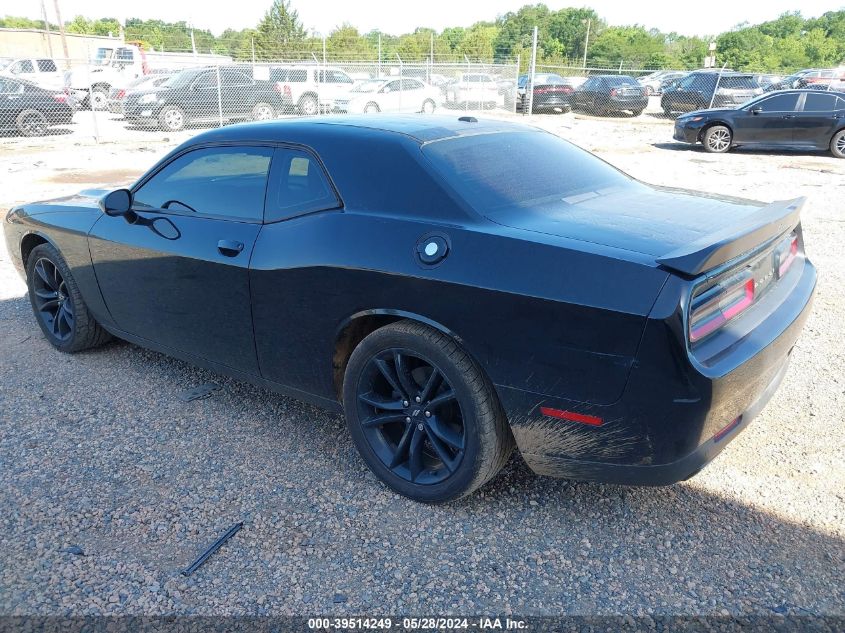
left=216, top=64, right=223, bottom=127
left=526, top=26, right=538, bottom=117
left=464, top=55, right=470, bottom=112
left=86, top=41, right=100, bottom=143
left=397, top=53, right=403, bottom=111
left=709, top=62, right=729, bottom=109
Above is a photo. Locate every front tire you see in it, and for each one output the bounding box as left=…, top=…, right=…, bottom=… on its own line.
left=830, top=129, right=845, bottom=159
left=343, top=321, right=513, bottom=503
left=16, top=109, right=47, bottom=136
left=364, top=102, right=380, bottom=114
left=421, top=99, right=436, bottom=114
left=298, top=94, right=318, bottom=116
left=89, top=88, right=109, bottom=111
left=158, top=105, right=186, bottom=132
left=26, top=243, right=111, bottom=353
left=703, top=124, right=732, bottom=153
left=252, top=102, right=275, bottom=121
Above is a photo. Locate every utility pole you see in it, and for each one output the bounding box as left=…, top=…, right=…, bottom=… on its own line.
left=39, top=0, right=54, bottom=58
left=582, top=18, right=591, bottom=71
left=377, top=33, right=382, bottom=78
left=52, top=0, right=70, bottom=68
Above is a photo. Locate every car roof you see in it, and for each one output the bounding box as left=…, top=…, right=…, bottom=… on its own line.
left=187, top=115, right=540, bottom=145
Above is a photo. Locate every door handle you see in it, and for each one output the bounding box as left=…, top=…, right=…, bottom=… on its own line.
left=217, top=239, right=244, bottom=257
left=781, top=114, right=796, bottom=119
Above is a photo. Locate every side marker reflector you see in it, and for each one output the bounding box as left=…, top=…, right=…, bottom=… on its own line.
left=540, top=407, right=603, bottom=426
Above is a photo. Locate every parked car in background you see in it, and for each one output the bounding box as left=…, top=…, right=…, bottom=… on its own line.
left=767, top=69, right=845, bottom=92
left=270, top=66, right=355, bottom=115
left=123, top=66, right=285, bottom=132
left=107, top=73, right=174, bottom=114
left=752, top=74, right=784, bottom=91
left=516, top=73, right=574, bottom=113
left=0, top=77, right=74, bottom=136
left=572, top=75, right=648, bottom=116
left=4, top=115, right=816, bottom=502
left=332, top=78, right=439, bottom=114
left=445, top=73, right=500, bottom=109
left=639, top=70, right=686, bottom=95
left=661, top=71, right=762, bottom=116
left=673, top=89, right=845, bottom=157
left=0, top=58, right=65, bottom=90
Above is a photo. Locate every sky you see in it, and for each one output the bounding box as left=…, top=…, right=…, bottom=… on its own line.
left=5, top=0, right=844, bottom=37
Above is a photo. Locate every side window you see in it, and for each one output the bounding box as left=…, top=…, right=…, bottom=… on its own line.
left=265, top=148, right=339, bottom=222
left=803, top=93, right=837, bottom=112
left=37, top=59, right=58, bottom=72
left=133, top=146, right=273, bottom=221
left=756, top=93, right=799, bottom=112
left=193, top=73, right=217, bottom=89
left=402, top=79, right=422, bottom=90
left=290, top=69, right=306, bottom=82
left=0, top=79, right=23, bottom=94
left=12, top=60, right=35, bottom=74
left=327, top=70, right=352, bottom=84
left=383, top=80, right=401, bottom=93
left=222, top=70, right=252, bottom=87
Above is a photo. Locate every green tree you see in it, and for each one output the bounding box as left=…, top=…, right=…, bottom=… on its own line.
left=253, top=0, right=306, bottom=60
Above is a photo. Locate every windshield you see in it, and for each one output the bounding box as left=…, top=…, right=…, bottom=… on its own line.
left=422, top=131, right=636, bottom=217
left=719, top=76, right=758, bottom=90
left=351, top=80, right=384, bottom=93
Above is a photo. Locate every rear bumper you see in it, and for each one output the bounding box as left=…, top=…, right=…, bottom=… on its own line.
left=608, top=97, right=648, bottom=111
left=502, top=258, right=816, bottom=485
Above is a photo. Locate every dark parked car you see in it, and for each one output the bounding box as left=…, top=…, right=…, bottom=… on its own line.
left=4, top=116, right=816, bottom=502
left=123, top=66, right=286, bottom=132
left=516, top=73, right=574, bottom=113
left=0, top=76, right=73, bottom=136
left=673, top=90, right=845, bottom=157
left=572, top=75, right=648, bottom=116
left=661, top=71, right=762, bottom=116
left=107, top=73, right=174, bottom=114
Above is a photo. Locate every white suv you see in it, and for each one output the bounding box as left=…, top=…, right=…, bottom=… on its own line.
left=0, top=58, right=65, bottom=90
left=445, top=73, right=500, bottom=109
left=270, top=66, right=355, bottom=115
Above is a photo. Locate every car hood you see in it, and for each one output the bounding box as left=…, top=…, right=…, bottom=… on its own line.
left=489, top=184, right=765, bottom=258
left=19, top=188, right=112, bottom=216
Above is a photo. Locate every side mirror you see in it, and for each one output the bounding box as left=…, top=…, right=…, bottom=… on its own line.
left=99, top=188, right=133, bottom=217
left=750, top=106, right=762, bottom=115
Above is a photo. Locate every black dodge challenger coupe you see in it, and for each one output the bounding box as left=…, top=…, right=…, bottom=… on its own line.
left=4, top=116, right=816, bottom=502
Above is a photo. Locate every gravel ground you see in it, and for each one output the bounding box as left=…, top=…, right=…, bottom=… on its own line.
left=0, top=113, right=843, bottom=619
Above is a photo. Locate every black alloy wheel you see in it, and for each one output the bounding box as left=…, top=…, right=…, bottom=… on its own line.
left=343, top=321, right=513, bottom=503
left=31, top=257, right=74, bottom=342
left=25, top=243, right=111, bottom=352
left=356, top=348, right=466, bottom=485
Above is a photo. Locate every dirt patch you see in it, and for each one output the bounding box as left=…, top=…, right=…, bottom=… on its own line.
left=42, top=168, right=143, bottom=186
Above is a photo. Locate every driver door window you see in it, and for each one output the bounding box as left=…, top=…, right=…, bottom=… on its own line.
left=133, top=146, right=273, bottom=221
left=755, top=93, right=799, bottom=112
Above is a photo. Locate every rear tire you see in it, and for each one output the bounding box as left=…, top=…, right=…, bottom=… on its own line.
left=830, top=129, right=845, bottom=159
left=364, top=102, right=380, bottom=114
left=89, top=88, right=109, bottom=111
left=421, top=99, right=436, bottom=114
left=16, top=109, right=47, bottom=137
left=26, top=243, right=111, bottom=353
left=703, top=124, right=732, bottom=153
left=343, top=321, right=513, bottom=503
left=298, top=94, right=318, bottom=116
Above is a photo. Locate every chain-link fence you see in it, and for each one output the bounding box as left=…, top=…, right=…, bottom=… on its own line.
left=1, top=29, right=844, bottom=142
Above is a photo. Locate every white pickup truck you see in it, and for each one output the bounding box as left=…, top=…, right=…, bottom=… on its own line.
left=0, top=58, right=65, bottom=90
left=65, top=44, right=232, bottom=110
left=445, top=73, right=501, bottom=109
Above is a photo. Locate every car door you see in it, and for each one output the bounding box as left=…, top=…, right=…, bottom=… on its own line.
left=793, top=92, right=845, bottom=148
left=399, top=79, right=424, bottom=112
left=221, top=69, right=254, bottom=116
left=189, top=71, right=220, bottom=121
left=87, top=145, right=273, bottom=375
left=378, top=80, right=402, bottom=112
left=732, top=92, right=800, bottom=145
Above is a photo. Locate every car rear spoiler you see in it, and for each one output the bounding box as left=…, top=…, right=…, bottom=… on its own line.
left=656, top=197, right=804, bottom=277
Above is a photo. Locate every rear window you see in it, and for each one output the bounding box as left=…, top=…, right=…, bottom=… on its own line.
left=720, top=76, right=758, bottom=90
left=37, top=59, right=57, bottom=72
left=422, top=131, right=634, bottom=216
left=604, top=76, right=639, bottom=87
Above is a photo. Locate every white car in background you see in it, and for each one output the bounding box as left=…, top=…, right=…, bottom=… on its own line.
left=445, top=73, right=500, bottom=108
left=0, top=58, right=66, bottom=90
left=332, top=78, right=440, bottom=114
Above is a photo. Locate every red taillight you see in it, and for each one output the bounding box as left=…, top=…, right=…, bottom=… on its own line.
left=689, top=274, right=755, bottom=343
left=52, top=94, right=67, bottom=103
left=534, top=87, right=549, bottom=94
left=562, top=86, right=573, bottom=94
left=540, top=407, right=603, bottom=427
left=117, top=89, right=126, bottom=99
left=609, top=88, right=617, bottom=97
left=776, top=234, right=799, bottom=278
